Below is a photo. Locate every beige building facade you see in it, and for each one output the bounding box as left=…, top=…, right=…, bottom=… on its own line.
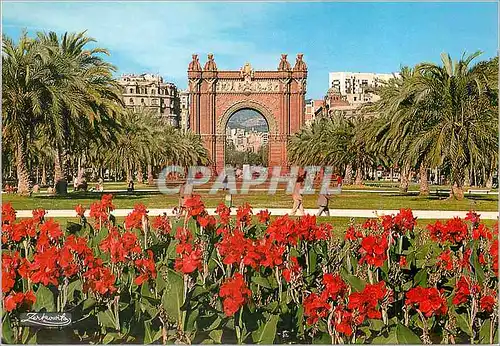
left=118, top=73, right=180, bottom=127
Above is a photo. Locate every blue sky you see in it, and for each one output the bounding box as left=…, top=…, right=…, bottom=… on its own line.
left=2, top=1, right=498, bottom=99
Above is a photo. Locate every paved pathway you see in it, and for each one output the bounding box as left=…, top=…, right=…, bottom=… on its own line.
left=14, top=208, right=499, bottom=220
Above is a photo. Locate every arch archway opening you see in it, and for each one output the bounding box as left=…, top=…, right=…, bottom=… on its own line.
left=224, top=108, right=269, bottom=168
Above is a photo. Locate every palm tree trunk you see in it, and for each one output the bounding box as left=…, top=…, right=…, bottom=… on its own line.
left=354, top=166, right=363, bottom=186
left=125, top=161, right=132, bottom=183
left=399, top=165, right=410, bottom=194
left=450, top=165, right=465, bottom=200
left=137, top=165, right=144, bottom=184
left=419, top=165, right=430, bottom=196
left=16, top=138, right=32, bottom=195
left=464, top=169, right=471, bottom=188
left=389, top=168, right=393, bottom=182
left=343, top=164, right=353, bottom=185
left=54, top=147, right=68, bottom=195
left=147, top=163, right=154, bottom=185
left=41, top=164, right=47, bottom=186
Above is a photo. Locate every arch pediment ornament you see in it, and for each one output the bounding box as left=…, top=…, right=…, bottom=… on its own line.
left=217, top=100, right=277, bottom=135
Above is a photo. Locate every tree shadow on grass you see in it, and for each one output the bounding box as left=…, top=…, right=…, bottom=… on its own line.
left=33, top=190, right=163, bottom=201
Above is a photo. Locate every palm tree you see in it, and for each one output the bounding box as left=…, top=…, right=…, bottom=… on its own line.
left=2, top=32, right=50, bottom=195
left=36, top=31, right=122, bottom=194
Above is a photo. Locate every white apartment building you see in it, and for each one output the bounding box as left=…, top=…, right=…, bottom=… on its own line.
left=179, top=90, right=190, bottom=132
left=328, top=72, right=396, bottom=106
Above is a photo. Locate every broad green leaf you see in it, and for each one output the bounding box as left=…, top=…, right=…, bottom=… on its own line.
left=185, top=308, right=200, bottom=332
left=369, top=319, right=385, bottom=331
left=97, top=309, right=117, bottom=330
left=66, top=279, right=82, bottom=303
left=413, top=269, right=427, bottom=287
left=456, top=313, right=471, bottom=336
left=251, top=276, right=272, bottom=289
left=471, top=248, right=485, bottom=285
left=396, top=323, right=421, bottom=344
left=372, top=330, right=398, bottom=344
left=251, top=314, right=279, bottom=344
left=144, top=320, right=153, bottom=344
left=308, top=248, right=317, bottom=274
left=312, top=332, right=331, bottom=344
left=33, top=285, right=55, bottom=312
left=102, top=333, right=116, bottom=344
left=82, top=297, right=96, bottom=310
left=340, top=269, right=366, bottom=292
left=2, top=314, right=14, bottom=344
left=209, top=329, right=223, bottom=344
left=162, top=269, right=184, bottom=325
left=479, top=318, right=491, bottom=344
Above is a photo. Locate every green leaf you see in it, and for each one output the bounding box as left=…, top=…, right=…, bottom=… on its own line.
left=66, top=279, right=82, bottom=303
left=341, top=269, right=366, bottom=292
left=209, top=329, right=223, bottom=344
left=396, top=323, right=421, bottom=344
left=471, top=248, right=486, bottom=285
left=479, top=319, right=491, bottom=344
left=82, top=297, right=96, bottom=310
left=185, top=308, right=200, bottom=332
left=2, top=314, right=15, bottom=344
left=372, top=330, right=398, bottom=344
left=312, top=332, right=331, bottom=344
left=308, top=248, right=317, bottom=274
left=456, top=313, right=471, bottom=336
left=144, top=320, right=153, bottom=344
left=251, top=314, right=279, bottom=344
left=162, top=269, right=184, bottom=325
left=33, top=285, right=55, bottom=312
left=369, top=319, right=385, bottom=331
left=251, top=275, right=272, bottom=289
left=102, top=333, right=116, bottom=344
left=414, top=269, right=428, bottom=288
left=97, top=309, right=117, bottom=329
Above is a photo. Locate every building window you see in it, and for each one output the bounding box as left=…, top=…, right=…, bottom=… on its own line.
left=129, top=88, right=134, bottom=93
left=354, top=97, right=357, bottom=101
left=141, top=98, right=145, bottom=104
left=129, top=98, right=134, bottom=104
left=151, top=89, right=156, bottom=95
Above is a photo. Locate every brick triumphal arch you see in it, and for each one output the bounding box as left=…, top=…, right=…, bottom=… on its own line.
left=187, top=53, right=307, bottom=172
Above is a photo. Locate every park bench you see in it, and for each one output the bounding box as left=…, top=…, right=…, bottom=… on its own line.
left=467, top=189, right=492, bottom=195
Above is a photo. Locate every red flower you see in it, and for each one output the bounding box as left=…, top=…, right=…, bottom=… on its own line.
left=83, top=265, right=117, bottom=295
left=333, top=305, right=354, bottom=336
left=406, top=287, right=448, bottom=317
left=2, top=203, right=17, bottom=224
left=236, top=203, right=253, bottom=227
left=184, top=195, right=205, bottom=217
left=480, top=294, right=496, bottom=313
left=134, top=250, right=157, bottom=285
left=124, top=203, right=148, bottom=230
left=322, top=273, right=348, bottom=300
left=39, top=219, right=63, bottom=241
left=465, top=211, right=481, bottom=226
left=345, top=225, right=362, bottom=241
left=399, top=256, right=407, bottom=267
left=100, top=230, right=141, bottom=263
left=472, top=224, right=492, bottom=240
left=283, top=257, right=301, bottom=283
left=175, top=246, right=202, bottom=274
left=362, top=219, right=379, bottom=231
left=256, top=209, right=271, bottom=224
left=101, top=194, right=115, bottom=211
left=359, top=235, right=388, bottom=267
left=152, top=215, right=171, bottom=235
left=303, top=292, right=330, bottom=325
left=437, top=250, right=454, bottom=271
left=255, top=238, right=285, bottom=268
left=452, top=276, right=480, bottom=306
left=427, top=218, right=468, bottom=245
left=219, top=273, right=251, bottom=316
left=215, top=203, right=231, bottom=225
left=32, top=209, right=46, bottom=223
left=3, top=291, right=36, bottom=312
left=490, top=239, right=498, bottom=275
left=75, top=204, right=86, bottom=217
left=28, top=246, right=60, bottom=286
left=347, top=282, right=388, bottom=324
left=2, top=251, right=20, bottom=293
left=393, top=209, right=416, bottom=233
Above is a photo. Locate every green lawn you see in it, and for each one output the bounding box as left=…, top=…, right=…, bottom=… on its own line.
left=3, top=189, right=497, bottom=211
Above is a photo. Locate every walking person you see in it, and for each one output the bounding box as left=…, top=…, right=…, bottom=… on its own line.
left=290, top=175, right=305, bottom=216
left=317, top=191, right=331, bottom=217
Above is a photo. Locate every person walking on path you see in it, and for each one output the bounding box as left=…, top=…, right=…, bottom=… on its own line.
left=291, top=175, right=305, bottom=216
left=317, top=191, right=331, bottom=216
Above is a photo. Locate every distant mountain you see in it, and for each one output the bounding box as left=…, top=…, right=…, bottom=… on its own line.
left=227, top=109, right=268, bottom=132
